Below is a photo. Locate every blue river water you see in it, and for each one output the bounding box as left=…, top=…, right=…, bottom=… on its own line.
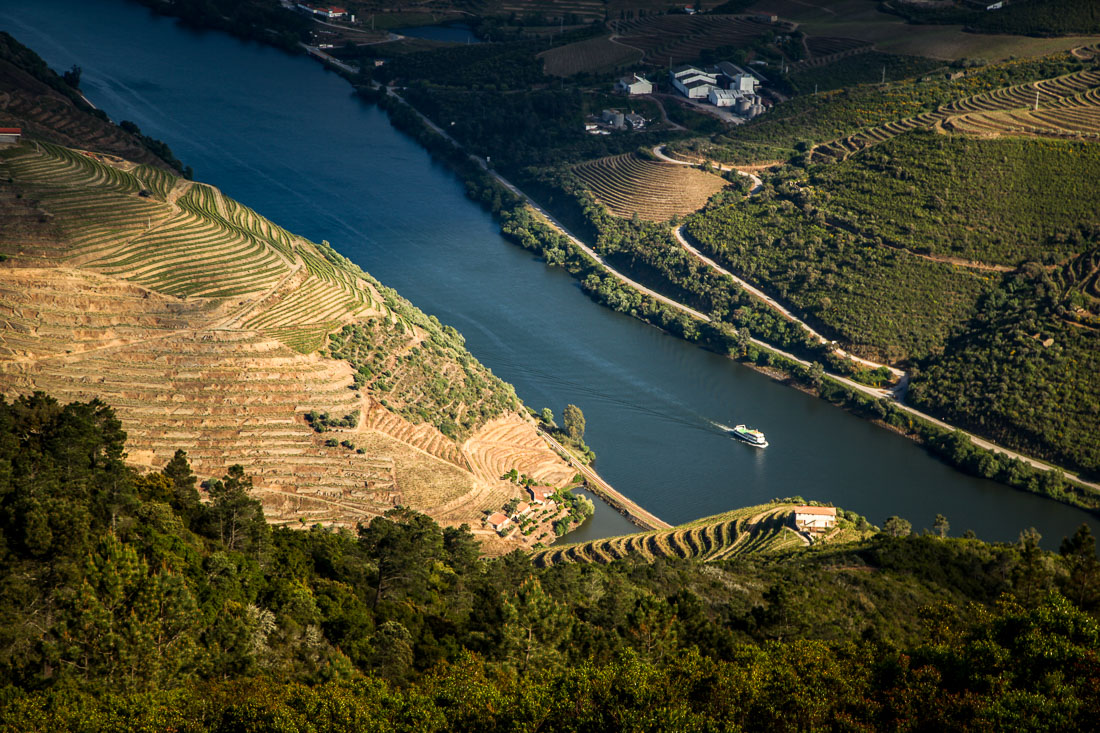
left=1, top=0, right=1095, bottom=547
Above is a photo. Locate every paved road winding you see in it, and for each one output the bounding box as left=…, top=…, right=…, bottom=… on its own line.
left=384, top=88, right=1100, bottom=494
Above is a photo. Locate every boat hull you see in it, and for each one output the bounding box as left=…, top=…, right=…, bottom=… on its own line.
left=730, top=426, right=768, bottom=448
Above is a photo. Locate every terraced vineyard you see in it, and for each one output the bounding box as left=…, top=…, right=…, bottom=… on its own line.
left=538, top=36, right=641, bottom=76
left=813, top=67, right=1100, bottom=161
left=607, top=15, right=787, bottom=67
left=945, top=103, right=1100, bottom=139
left=532, top=503, right=866, bottom=566
left=573, top=153, right=727, bottom=222
left=0, top=140, right=573, bottom=546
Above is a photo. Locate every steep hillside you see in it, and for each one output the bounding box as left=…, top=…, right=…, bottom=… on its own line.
left=0, top=32, right=181, bottom=173
left=0, top=139, right=575, bottom=549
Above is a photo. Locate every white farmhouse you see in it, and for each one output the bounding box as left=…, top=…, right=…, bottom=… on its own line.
left=670, top=66, right=716, bottom=99
left=616, top=74, right=653, bottom=96
left=793, top=505, right=837, bottom=531
left=487, top=512, right=512, bottom=531
left=0, top=128, right=21, bottom=146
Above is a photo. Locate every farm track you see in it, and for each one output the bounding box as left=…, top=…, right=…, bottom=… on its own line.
left=378, top=85, right=1100, bottom=515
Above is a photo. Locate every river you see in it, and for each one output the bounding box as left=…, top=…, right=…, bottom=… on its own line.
left=2, top=0, right=1096, bottom=548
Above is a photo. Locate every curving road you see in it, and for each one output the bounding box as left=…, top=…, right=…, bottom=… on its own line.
left=384, top=89, right=1100, bottom=494
left=673, top=225, right=904, bottom=379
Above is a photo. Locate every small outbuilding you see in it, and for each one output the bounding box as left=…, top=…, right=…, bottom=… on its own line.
left=488, top=512, right=512, bottom=531
left=0, top=128, right=22, bottom=146
left=616, top=74, right=653, bottom=96
left=528, top=486, right=552, bottom=504
left=792, top=506, right=837, bottom=531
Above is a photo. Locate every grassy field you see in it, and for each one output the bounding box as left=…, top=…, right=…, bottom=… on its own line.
left=0, top=139, right=574, bottom=542
left=532, top=502, right=872, bottom=566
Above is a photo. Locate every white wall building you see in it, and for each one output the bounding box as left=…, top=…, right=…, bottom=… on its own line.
left=708, top=88, right=740, bottom=107
left=616, top=74, right=653, bottom=96
left=793, top=506, right=837, bottom=531
left=0, top=128, right=21, bottom=146
left=670, top=66, right=716, bottom=99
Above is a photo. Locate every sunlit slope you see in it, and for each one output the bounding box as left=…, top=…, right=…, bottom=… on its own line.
left=0, top=140, right=573, bottom=542
left=532, top=502, right=870, bottom=566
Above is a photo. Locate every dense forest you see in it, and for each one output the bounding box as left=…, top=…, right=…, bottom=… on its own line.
left=0, top=393, right=1098, bottom=730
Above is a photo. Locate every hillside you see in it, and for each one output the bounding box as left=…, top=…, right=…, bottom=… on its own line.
left=1, top=397, right=1097, bottom=728
left=0, top=32, right=182, bottom=173
left=0, top=138, right=577, bottom=550
left=533, top=501, right=871, bottom=566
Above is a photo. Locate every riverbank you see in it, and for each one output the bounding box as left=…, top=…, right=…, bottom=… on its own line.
left=538, top=429, right=672, bottom=531
left=353, top=81, right=1100, bottom=519
left=16, top=0, right=1094, bottom=548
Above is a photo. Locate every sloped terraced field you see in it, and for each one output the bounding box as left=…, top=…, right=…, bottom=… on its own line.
left=531, top=503, right=842, bottom=567
left=0, top=140, right=573, bottom=543
left=607, top=15, right=787, bottom=67
left=539, top=35, right=641, bottom=77
left=945, top=103, right=1100, bottom=139
left=813, top=67, right=1100, bottom=161
left=573, top=153, right=727, bottom=222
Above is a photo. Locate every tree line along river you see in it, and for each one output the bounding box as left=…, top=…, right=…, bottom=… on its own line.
left=3, top=0, right=1096, bottom=548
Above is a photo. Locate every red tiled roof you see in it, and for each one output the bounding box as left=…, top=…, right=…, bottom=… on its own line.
left=0, top=128, right=21, bottom=134
left=488, top=512, right=509, bottom=525
left=793, top=506, right=836, bottom=516
left=528, top=486, right=551, bottom=502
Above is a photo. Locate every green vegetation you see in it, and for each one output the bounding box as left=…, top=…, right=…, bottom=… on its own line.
left=378, top=40, right=549, bottom=90
left=886, top=0, right=1100, bottom=36
left=911, top=259, right=1100, bottom=477
left=402, top=85, right=669, bottom=168
left=327, top=319, right=519, bottom=440
left=684, top=183, right=991, bottom=362
left=3, top=393, right=1100, bottom=730
left=788, top=51, right=947, bottom=94
left=811, top=131, right=1100, bottom=266
left=535, top=501, right=873, bottom=566
left=703, top=52, right=1088, bottom=163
